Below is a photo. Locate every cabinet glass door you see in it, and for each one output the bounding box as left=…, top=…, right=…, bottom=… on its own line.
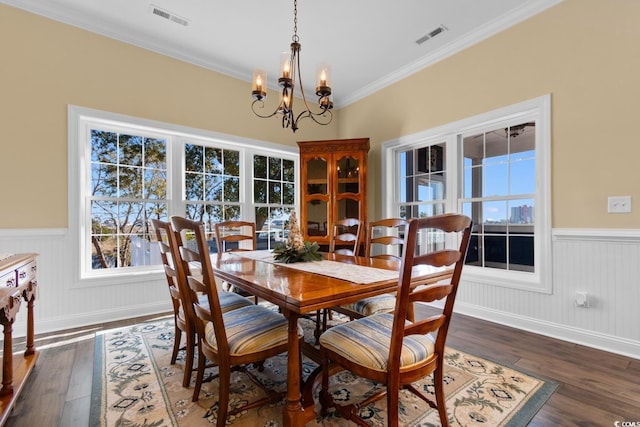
left=337, top=198, right=359, bottom=220
left=336, top=155, right=360, bottom=194
left=305, top=157, right=328, bottom=237
left=306, top=200, right=328, bottom=237
left=307, top=158, right=328, bottom=194
left=336, top=155, right=360, bottom=220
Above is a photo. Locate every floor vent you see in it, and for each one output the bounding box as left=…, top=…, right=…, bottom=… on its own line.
left=150, top=4, right=189, bottom=27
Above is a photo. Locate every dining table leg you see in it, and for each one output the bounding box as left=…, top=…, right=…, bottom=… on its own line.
left=282, top=309, right=314, bottom=427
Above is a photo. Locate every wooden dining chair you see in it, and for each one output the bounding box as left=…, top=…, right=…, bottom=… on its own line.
left=319, top=213, right=473, bottom=427
left=312, top=218, right=363, bottom=342
left=170, top=215, right=303, bottom=426
left=365, top=218, right=409, bottom=261
left=329, top=217, right=362, bottom=255
left=214, top=220, right=256, bottom=253
left=332, top=218, right=409, bottom=322
left=214, top=220, right=259, bottom=302
left=152, top=219, right=189, bottom=376
left=152, top=219, right=253, bottom=388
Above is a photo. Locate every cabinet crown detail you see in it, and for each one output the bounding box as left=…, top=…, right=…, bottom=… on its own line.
left=297, top=138, right=370, bottom=154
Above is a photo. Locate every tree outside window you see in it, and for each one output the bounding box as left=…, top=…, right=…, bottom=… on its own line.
left=90, top=130, right=167, bottom=269
left=254, top=154, right=296, bottom=249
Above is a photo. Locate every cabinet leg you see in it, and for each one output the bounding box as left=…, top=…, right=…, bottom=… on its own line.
left=24, top=297, right=35, bottom=356
left=1, top=321, right=14, bottom=397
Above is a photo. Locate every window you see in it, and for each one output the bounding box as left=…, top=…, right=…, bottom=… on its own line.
left=69, top=106, right=298, bottom=280
left=184, top=143, right=241, bottom=225
left=398, top=143, right=447, bottom=254
left=253, top=155, right=296, bottom=249
left=89, top=130, right=168, bottom=270
left=461, top=124, right=536, bottom=273
left=382, top=95, right=551, bottom=292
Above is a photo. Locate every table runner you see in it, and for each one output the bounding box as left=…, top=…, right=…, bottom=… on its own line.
left=229, top=250, right=400, bottom=284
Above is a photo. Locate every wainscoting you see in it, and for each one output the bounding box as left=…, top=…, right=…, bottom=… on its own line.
left=456, top=228, right=640, bottom=359
left=0, top=227, right=638, bottom=359
left=0, top=228, right=169, bottom=339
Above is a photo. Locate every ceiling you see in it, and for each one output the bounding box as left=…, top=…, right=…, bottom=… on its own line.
left=2, top=0, right=560, bottom=108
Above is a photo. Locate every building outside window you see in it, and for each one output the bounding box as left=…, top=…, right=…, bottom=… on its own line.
left=461, top=123, right=536, bottom=273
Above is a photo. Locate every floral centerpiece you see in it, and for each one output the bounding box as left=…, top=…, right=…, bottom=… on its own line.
left=273, top=211, right=322, bottom=263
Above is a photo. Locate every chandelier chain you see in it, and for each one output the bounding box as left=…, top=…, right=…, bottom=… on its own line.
left=292, top=0, right=299, bottom=42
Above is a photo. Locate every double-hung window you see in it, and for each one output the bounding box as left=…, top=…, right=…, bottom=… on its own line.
left=184, top=143, right=241, bottom=227
left=382, top=95, right=551, bottom=292
left=253, top=154, right=296, bottom=248
left=70, top=106, right=298, bottom=280
left=89, top=129, right=168, bottom=270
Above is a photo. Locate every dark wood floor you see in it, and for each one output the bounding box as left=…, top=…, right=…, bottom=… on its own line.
left=3, top=308, right=639, bottom=426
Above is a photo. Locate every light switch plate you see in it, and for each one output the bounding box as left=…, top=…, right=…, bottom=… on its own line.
left=607, top=196, right=632, bottom=213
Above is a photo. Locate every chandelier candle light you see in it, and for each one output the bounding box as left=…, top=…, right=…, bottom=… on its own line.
left=251, top=0, right=333, bottom=132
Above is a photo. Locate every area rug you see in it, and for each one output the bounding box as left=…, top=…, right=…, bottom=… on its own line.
left=90, top=317, right=556, bottom=426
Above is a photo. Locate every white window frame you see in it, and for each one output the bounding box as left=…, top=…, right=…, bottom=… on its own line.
left=68, top=105, right=298, bottom=284
left=382, top=95, right=551, bottom=293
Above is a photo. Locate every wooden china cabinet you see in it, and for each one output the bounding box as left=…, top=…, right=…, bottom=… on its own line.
left=297, top=138, right=369, bottom=250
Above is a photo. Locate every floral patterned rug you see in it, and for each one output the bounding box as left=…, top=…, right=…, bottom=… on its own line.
left=90, top=316, right=556, bottom=426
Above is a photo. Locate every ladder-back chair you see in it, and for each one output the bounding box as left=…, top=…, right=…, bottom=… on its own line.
left=152, top=219, right=252, bottom=387
left=171, top=215, right=302, bottom=426
left=329, top=218, right=362, bottom=255
left=333, top=218, right=409, bottom=322
left=319, top=213, right=472, bottom=427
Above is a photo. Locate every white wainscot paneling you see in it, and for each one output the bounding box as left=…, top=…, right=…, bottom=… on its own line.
left=453, top=228, right=640, bottom=360
left=0, top=229, right=170, bottom=338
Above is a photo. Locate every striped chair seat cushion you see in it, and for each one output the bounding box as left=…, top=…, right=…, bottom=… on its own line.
left=342, top=294, right=396, bottom=317
left=205, top=304, right=302, bottom=355
left=178, top=292, right=253, bottom=321
left=319, top=313, right=435, bottom=372
left=218, top=291, right=254, bottom=312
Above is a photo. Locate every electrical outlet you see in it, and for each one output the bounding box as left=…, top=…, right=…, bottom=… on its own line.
left=607, top=196, right=631, bottom=213
left=575, top=291, right=589, bottom=308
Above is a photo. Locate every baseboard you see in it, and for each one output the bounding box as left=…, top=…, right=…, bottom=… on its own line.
left=455, top=302, right=640, bottom=360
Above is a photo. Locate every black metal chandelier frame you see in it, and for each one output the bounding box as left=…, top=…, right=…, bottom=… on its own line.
left=251, top=0, right=333, bottom=133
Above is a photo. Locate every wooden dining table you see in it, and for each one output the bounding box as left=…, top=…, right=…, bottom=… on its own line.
left=211, top=250, right=451, bottom=427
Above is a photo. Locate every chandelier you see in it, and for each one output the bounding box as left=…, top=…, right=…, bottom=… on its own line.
left=251, top=0, right=333, bottom=133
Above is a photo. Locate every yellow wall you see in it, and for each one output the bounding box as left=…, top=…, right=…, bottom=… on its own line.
left=2, top=0, right=639, bottom=229
left=340, top=0, right=640, bottom=228
left=0, top=4, right=337, bottom=228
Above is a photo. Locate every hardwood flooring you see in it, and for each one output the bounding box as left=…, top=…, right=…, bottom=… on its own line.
left=3, top=308, right=639, bottom=426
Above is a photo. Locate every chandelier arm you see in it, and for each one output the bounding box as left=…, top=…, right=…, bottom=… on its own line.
left=307, top=109, right=333, bottom=126
left=251, top=100, right=283, bottom=119
left=293, top=46, right=332, bottom=123
left=293, top=43, right=317, bottom=119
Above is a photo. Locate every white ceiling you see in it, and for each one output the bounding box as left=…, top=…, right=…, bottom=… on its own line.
left=2, top=0, right=561, bottom=108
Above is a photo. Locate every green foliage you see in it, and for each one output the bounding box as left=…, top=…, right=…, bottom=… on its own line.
left=273, top=241, right=322, bottom=263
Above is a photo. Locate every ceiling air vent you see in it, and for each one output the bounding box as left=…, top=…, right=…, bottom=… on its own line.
left=415, top=25, right=448, bottom=45
left=150, top=4, right=190, bottom=27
